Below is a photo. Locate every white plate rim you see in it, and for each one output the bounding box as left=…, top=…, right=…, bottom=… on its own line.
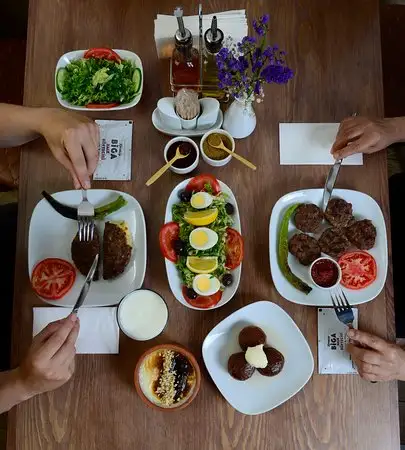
left=269, top=188, right=388, bottom=306
left=163, top=178, right=241, bottom=310
left=202, top=300, right=314, bottom=415
left=55, top=49, right=143, bottom=111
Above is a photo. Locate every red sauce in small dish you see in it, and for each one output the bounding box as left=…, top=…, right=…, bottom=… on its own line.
left=311, top=258, right=339, bottom=288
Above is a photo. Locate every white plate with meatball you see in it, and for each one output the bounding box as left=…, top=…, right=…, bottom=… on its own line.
left=29, top=189, right=147, bottom=307
left=269, top=189, right=388, bottom=306
left=202, top=301, right=314, bottom=415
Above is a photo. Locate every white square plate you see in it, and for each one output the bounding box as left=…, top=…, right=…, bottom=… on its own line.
left=202, top=301, right=314, bottom=415
left=55, top=49, right=143, bottom=111
left=29, top=189, right=147, bottom=307
left=269, top=189, right=388, bottom=306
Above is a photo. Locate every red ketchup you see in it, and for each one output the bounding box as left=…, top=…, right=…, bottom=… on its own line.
left=311, top=258, right=339, bottom=288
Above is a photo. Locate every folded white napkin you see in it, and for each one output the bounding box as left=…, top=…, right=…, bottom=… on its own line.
left=154, top=10, right=248, bottom=58
left=279, top=123, right=363, bottom=165
left=33, top=307, right=119, bottom=354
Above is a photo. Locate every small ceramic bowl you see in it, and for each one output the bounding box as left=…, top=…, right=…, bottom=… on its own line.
left=200, top=129, right=235, bottom=167
left=309, top=256, right=342, bottom=290
left=164, top=136, right=199, bottom=175
left=178, top=115, right=198, bottom=130
left=134, top=343, right=201, bottom=412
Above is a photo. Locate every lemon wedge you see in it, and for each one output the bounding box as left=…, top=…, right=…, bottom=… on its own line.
left=184, top=208, right=218, bottom=226
left=186, top=256, right=218, bottom=274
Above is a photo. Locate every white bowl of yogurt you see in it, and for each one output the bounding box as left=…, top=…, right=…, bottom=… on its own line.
left=117, top=289, right=169, bottom=341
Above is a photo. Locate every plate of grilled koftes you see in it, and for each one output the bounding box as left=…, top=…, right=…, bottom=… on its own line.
left=29, top=190, right=146, bottom=306
left=269, top=189, right=388, bottom=306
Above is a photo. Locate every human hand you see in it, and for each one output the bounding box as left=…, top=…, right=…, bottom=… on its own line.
left=330, top=116, right=405, bottom=160
left=16, top=314, right=80, bottom=398
left=37, top=108, right=99, bottom=189
left=347, top=328, right=405, bottom=382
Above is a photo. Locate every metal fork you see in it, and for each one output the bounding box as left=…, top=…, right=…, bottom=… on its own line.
left=330, top=289, right=354, bottom=328
left=77, top=189, right=95, bottom=242
left=331, top=289, right=378, bottom=383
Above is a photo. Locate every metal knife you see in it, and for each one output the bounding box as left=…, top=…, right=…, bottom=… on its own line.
left=71, top=253, right=99, bottom=314
left=322, top=112, right=358, bottom=212
left=322, top=158, right=342, bottom=212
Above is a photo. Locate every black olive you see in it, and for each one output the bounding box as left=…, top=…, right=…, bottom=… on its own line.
left=222, top=274, right=233, bottom=287
left=186, top=288, right=198, bottom=299
left=225, top=203, right=235, bottom=215
left=178, top=190, right=192, bottom=203
left=173, top=239, right=185, bottom=255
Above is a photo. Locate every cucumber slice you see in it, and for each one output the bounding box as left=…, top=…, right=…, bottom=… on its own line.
left=56, top=68, right=67, bottom=93
left=132, top=68, right=142, bottom=93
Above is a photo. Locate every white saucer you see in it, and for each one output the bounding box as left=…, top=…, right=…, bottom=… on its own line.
left=152, top=108, right=223, bottom=137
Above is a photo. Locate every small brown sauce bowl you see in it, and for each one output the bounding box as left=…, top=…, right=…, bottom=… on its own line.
left=134, top=343, right=201, bottom=412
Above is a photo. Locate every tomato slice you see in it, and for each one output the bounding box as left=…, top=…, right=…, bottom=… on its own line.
left=225, top=228, right=244, bottom=269
left=159, top=222, right=180, bottom=262
left=84, top=47, right=121, bottom=63
left=86, top=103, right=120, bottom=109
left=182, top=286, right=222, bottom=308
left=338, top=251, right=377, bottom=290
left=185, top=174, right=221, bottom=195
left=31, top=258, right=76, bottom=300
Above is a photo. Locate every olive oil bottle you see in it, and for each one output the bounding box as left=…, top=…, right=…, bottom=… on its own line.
left=202, top=16, right=224, bottom=98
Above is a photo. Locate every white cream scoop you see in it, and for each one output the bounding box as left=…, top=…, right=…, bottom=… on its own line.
left=245, top=344, right=268, bottom=369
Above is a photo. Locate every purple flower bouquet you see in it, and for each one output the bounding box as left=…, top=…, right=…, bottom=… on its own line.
left=216, top=14, right=294, bottom=102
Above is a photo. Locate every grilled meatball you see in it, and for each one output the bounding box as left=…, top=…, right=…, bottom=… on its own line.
left=319, top=228, right=350, bottom=257
left=103, top=221, right=132, bottom=280
left=258, top=347, right=285, bottom=377
left=228, top=352, right=255, bottom=381
left=239, top=326, right=267, bottom=352
left=71, top=228, right=100, bottom=280
left=345, top=219, right=376, bottom=250
left=288, top=233, right=321, bottom=266
left=325, top=198, right=353, bottom=228
left=294, top=203, right=323, bottom=233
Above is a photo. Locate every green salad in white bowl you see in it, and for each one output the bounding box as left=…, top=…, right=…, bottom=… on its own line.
left=55, top=48, right=143, bottom=111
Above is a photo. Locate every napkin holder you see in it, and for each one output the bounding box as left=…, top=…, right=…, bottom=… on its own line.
left=157, top=97, right=220, bottom=131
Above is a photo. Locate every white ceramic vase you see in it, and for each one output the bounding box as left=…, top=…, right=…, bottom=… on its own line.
left=223, top=97, right=256, bottom=139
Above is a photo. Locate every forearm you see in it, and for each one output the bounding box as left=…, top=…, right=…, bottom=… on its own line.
left=385, top=117, right=405, bottom=145
left=0, top=369, right=32, bottom=413
left=0, top=104, right=48, bottom=148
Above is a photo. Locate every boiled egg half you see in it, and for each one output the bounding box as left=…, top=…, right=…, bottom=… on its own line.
left=190, top=192, right=213, bottom=209
left=192, top=274, right=221, bottom=296
left=189, top=227, right=218, bottom=251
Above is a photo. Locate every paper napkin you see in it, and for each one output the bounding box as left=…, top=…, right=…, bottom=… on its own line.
left=154, top=10, right=248, bottom=59
left=33, top=307, right=119, bottom=354
left=279, top=123, right=363, bottom=165
left=318, top=307, right=358, bottom=374
left=93, top=120, right=133, bottom=181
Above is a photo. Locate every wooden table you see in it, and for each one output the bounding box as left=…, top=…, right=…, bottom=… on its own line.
left=8, top=1, right=399, bottom=449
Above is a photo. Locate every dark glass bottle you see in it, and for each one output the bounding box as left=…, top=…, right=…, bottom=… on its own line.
left=171, top=7, right=200, bottom=87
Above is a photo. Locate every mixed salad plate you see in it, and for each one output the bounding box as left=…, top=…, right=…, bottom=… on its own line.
left=160, top=174, right=244, bottom=310
left=55, top=48, right=143, bottom=111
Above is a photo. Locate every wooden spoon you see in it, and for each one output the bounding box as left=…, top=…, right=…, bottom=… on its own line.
left=146, top=146, right=190, bottom=186
left=207, top=134, right=256, bottom=171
